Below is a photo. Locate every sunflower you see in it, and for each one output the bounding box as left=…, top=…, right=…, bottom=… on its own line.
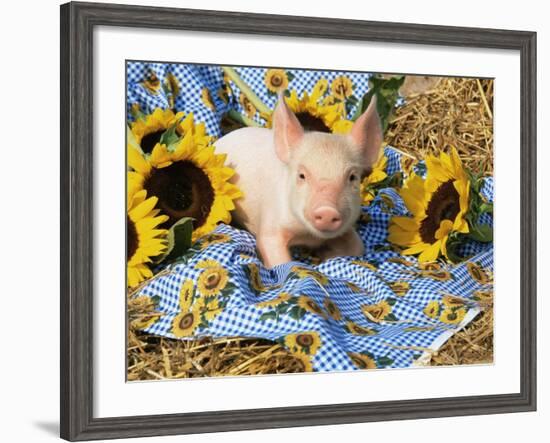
left=284, top=332, right=321, bottom=355
left=323, top=298, right=342, bottom=321
left=361, top=154, right=388, bottom=205
left=201, top=87, right=216, bottom=111
left=292, top=352, right=314, bottom=372
left=129, top=108, right=210, bottom=155
left=348, top=352, right=377, bottom=370
left=351, top=260, right=378, bottom=272
left=196, top=259, right=229, bottom=296
left=164, top=72, right=180, bottom=108
left=358, top=212, right=371, bottom=225
left=388, top=147, right=470, bottom=263
left=345, top=281, right=363, bottom=293
left=198, top=232, right=232, bottom=249
left=421, top=269, right=453, bottom=281
left=128, top=131, right=242, bottom=241
left=247, top=263, right=281, bottom=292
left=140, top=70, right=161, bottom=94
left=387, top=257, right=415, bottom=267
left=297, top=295, right=326, bottom=318
left=195, top=296, right=223, bottom=321
left=131, top=313, right=161, bottom=330
left=264, top=68, right=289, bottom=94
left=346, top=321, right=377, bottom=336
left=239, top=92, right=257, bottom=118
left=442, top=294, right=466, bottom=309
left=389, top=281, right=411, bottom=297
left=419, top=262, right=442, bottom=271
left=256, top=292, right=292, bottom=309
left=217, top=87, right=229, bottom=104
left=172, top=308, right=201, bottom=337
left=423, top=301, right=440, bottom=319
left=400, top=154, right=417, bottom=176
left=466, top=262, right=493, bottom=285
left=361, top=301, right=392, bottom=323
left=127, top=187, right=169, bottom=288
left=473, top=290, right=493, bottom=303
left=179, top=279, right=195, bottom=312
left=265, top=79, right=352, bottom=134
left=129, top=295, right=162, bottom=329
left=291, top=266, right=329, bottom=286
left=439, top=307, right=467, bottom=325
left=330, top=75, right=353, bottom=101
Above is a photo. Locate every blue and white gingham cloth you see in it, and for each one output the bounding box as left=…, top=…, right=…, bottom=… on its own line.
left=127, top=62, right=372, bottom=137
left=128, top=63, right=493, bottom=372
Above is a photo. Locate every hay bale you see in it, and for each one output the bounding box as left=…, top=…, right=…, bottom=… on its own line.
left=386, top=77, right=493, bottom=175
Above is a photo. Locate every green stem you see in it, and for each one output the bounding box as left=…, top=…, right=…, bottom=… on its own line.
left=222, top=66, right=272, bottom=116
left=226, top=109, right=261, bottom=128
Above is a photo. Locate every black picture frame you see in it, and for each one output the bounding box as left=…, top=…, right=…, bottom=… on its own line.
left=60, top=1, right=537, bottom=441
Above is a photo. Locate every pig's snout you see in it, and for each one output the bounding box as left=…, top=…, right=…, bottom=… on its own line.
left=311, top=206, right=342, bottom=232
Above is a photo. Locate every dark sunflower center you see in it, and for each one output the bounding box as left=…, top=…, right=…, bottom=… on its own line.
left=144, top=160, right=214, bottom=229
left=369, top=308, right=383, bottom=318
left=205, top=272, right=221, bottom=289
left=295, top=112, right=331, bottom=133
left=351, top=355, right=365, bottom=368
left=336, top=84, right=347, bottom=96
left=307, top=301, right=321, bottom=313
left=179, top=313, right=195, bottom=329
left=127, top=215, right=138, bottom=260
left=270, top=75, right=283, bottom=87
left=296, top=334, right=314, bottom=347
left=419, top=180, right=460, bottom=244
left=140, top=130, right=165, bottom=155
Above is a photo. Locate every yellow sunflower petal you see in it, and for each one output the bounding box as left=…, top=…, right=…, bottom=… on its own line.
left=418, top=240, right=442, bottom=263
left=128, top=146, right=151, bottom=175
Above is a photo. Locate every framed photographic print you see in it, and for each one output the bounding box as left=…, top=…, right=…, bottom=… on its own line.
left=60, top=1, right=537, bottom=441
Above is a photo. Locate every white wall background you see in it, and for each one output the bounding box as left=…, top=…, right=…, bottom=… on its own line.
left=0, top=0, right=546, bottom=442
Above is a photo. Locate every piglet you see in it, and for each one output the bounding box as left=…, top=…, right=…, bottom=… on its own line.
left=214, top=95, right=383, bottom=268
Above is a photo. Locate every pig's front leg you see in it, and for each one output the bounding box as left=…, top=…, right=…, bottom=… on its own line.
left=256, top=230, right=292, bottom=268
left=318, top=229, right=365, bottom=261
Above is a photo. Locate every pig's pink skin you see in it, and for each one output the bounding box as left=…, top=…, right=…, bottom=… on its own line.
left=215, top=97, right=382, bottom=268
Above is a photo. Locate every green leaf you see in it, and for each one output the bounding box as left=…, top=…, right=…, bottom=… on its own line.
left=259, top=311, right=278, bottom=322
left=479, top=203, right=493, bottom=214
left=153, top=217, right=194, bottom=264
left=286, top=71, right=295, bottom=81
left=351, top=75, right=405, bottom=133
left=376, top=356, right=394, bottom=367
left=288, top=305, right=305, bottom=321
left=159, top=123, right=180, bottom=147
left=468, top=224, right=493, bottom=242
left=276, top=303, right=290, bottom=314
left=384, top=313, right=398, bottom=322
left=347, top=95, right=359, bottom=105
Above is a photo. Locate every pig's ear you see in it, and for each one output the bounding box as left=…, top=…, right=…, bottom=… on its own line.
left=349, top=96, right=383, bottom=168
left=273, top=95, right=304, bottom=163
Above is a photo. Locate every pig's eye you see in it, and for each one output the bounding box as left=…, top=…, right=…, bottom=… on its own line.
left=349, top=173, right=358, bottom=183
left=298, top=173, right=306, bottom=181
